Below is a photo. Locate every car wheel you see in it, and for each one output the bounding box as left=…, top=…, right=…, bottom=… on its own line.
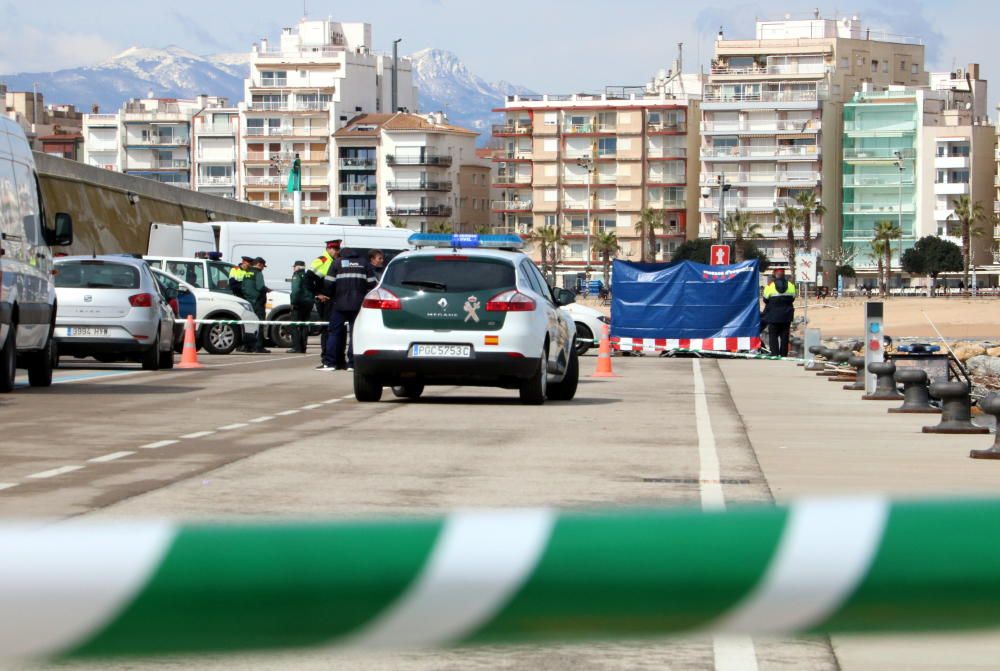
left=159, top=345, right=174, bottom=369
left=141, top=332, right=161, bottom=371
left=574, top=323, right=594, bottom=356
left=519, top=346, right=548, bottom=405
left=26, top=333, right=55, bottom=388
left=354, top=370, right=383, bottom=402
left=547, top=347, right=579, bottom=401
left=271, top=314, right=294, bottom=349
left=0, top=322, right=15, bottom=393
left=202, top=322, right=239, bottom=355
left=392, top=383, right=424, bottom=400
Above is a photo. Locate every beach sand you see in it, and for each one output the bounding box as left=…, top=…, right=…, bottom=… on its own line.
left=799, top=297, right=1000, bottom=340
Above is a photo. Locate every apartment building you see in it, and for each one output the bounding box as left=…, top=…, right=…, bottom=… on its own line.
left=491, top=74, right=702, bottom=284
left=82, top=95, right=229, bottom=189
left=192, top=108, right=240, bottom=199
left=701, top=13, right=926, bottom=280
left=239, top=18, right=418, bottom=223
left=843, top=66, right=994, bottom=283
left=331, top=112, right=484, bottom=230
left=1, top=86, right=84, bottom=151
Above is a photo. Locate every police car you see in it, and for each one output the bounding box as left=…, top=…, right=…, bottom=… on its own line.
left=352, top=234, right=579, bottom=405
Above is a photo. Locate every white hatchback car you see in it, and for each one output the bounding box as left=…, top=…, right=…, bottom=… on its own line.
left=54, top=256, right=176, bottom=370
left=352, top=234, right=578, bottom=405
left=561, top=302, right=610, bottom=355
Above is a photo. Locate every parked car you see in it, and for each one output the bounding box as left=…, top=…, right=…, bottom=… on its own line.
left=560, top=302, right=610, bottom=355
left=0, top=117, right=73, bottom=392
left=149, top=267, right=259, bottom=355
left=53, top=256, right=175, bottom=370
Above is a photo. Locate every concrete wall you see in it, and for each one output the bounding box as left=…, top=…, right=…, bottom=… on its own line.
left=34, top=152, right=290, bottom=255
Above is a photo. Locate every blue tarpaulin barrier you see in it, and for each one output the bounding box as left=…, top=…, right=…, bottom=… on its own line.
left=610, top=259, right=761, bottom=347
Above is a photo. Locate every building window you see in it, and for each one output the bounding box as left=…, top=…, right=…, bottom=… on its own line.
left=911, top=63, right=919, bottom=75
left=900, top=60, right=907, bottom=71
left=260, top=71, right=287, bottom=86
left=597, top=217, right=616, bottom=233
left=570, top=217, right=587, bottom=232
left=856, top=55, right=864, bottom=66
left=597, top=137, right=617, bottom=157
left=871, top=60, right=879, bottom=73
left=544, top=215, right=556, bottom=228
left=882, top=61, right=889, bottom=73
left=839, top=57, right=849, bottom=69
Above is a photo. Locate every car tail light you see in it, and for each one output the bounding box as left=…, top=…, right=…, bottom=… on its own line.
left=362, top=287, right=401, bottom=310
left=129, top=293, right=154, bottom=308
left=486, top=290, right=536, bottom=312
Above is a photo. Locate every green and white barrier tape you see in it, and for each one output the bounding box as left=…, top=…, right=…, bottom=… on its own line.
left=191, top=319, right=329, bottom=327
left=6, top=497, right=1000, bottom=660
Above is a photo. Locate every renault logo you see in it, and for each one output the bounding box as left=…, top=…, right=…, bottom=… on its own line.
left=437, top=298, right=448, bottom=310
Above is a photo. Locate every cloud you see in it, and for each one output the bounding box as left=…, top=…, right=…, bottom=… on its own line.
left=694, top=4, right=760, bottom=40
left=0, top=26, right=119, bottom=73
left=171, top=11, right=229, bottom=52
left=861, top=2, right=945, bottom=66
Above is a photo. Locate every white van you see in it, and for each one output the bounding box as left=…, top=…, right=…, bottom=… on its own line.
left=0, top=117, right=73, bottom=392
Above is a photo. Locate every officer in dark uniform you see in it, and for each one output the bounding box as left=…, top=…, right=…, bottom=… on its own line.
left=288, top=260, right=314, bottom=353
left=307, top=240, right=341, bottom=355
left=318, top=247, right=376, bottom=371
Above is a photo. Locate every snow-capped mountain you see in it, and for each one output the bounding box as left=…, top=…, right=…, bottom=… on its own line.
left=410, top=48, right=535, bottom=135
left=0, top=46, right=527, bottom=141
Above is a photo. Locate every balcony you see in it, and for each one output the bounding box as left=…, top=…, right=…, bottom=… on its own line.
left=86, top=114, right=119, bottom=126
left=340, top=207, right=377, bottom=219
left=700, top=196, right=800, bottom=212
left=86, top=142, right=119, bottom=153
left=127, top=136, right=190, bottom=147
left=338, top=182, right=377, bottom=194
left=246, top=101, right=332, bottom=112
left=563, top=123, right=616, bottom=134
left=245, top=126, right=329, bottom=137
left=385, top=205, right=453, bottom=217
left=648, top=173, right=686, bottom=185
left=646, top=147, right=687, bottom=159
left=562, top=174, right=617, bottom=185
left=492, top=150, right=531, bottom=162
left=843, top=148, right=916, bottom=161
left=842, top=203, right=915, bottom=215
left=386, top=154, right=453, bottom=167
left=561, top=201, right=616, bottom=211
left=256, top=45, right=345, bottom=59
left=490, top=200, right=533, bottom=212
left=934, top=155, right=971, bottom=170
left=934, top=181, right=970, bottom=196
left=700, top=145, right=819, bottom=160
left=995, top=200, right=1000, bottom=213
left=198, top=175, right=234, bottom=186
left=646, top=200, right=686, bottom=210
left=702, top=89, right=823, bottom=105
left=253, top=198, right=328, bottom=211
left=196, top=152, right=236, bottom=163
left=710, top=63, right=829, bottom=77
left=196, top=123, right=235, bottom=136
left=493, top=223, right=533, bottom=235
left=339, top=158, right=376, bottom=170
left=843, top=175, right=915, bottom=187
left=493, top=175, right=532, bottom=187
left=492, top=123, right=532, bottom=136
left=646, top=122, right=687, bottom=134
left=245, top=150, right=328, bottom=162
left=386, top=180, right=452, bottom=192
left=699, top=171, right=821, bottom=186
left=700, top=119, right=821, bottom=134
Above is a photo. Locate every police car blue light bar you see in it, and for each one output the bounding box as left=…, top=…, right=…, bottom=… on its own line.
left=408, top=233, right=525, bottom=250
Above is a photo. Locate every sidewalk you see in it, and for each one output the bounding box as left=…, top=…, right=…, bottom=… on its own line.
left=720, top=358, right=1000, bottom=670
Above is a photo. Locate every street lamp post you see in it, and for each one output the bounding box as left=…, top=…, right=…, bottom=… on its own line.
left=717, top=172, right=730, bottom=244
left=577, top=157, right=594, bottom=291
left=894, top=151, right=904, bottom=295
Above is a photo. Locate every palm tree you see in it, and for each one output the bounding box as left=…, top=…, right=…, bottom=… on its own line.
left=947, top=195, right=985, bottom=291
left=793, top=190, right=827, bottom=250
left=773, top=204, right=803, bottom=276
left=870, top=238, right=886, bottom=293
left=389, top=217, right=407, bottom=229
left=872, top=220, right=902, bottom=295
left=636, top=207, right=663, bottom=263
left=529, top=226, right=564, bottom=283
left=592, top=231, right=620, bottom=288
left=723, top=209, right=761, bottom=262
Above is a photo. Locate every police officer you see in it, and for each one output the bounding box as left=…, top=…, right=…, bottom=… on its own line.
left=288, top=260, right=313, bottom=354
left=228, top=256, right=254, bottom=297
left=307, top=239, right=340, bottom=354
left=761, top=268, right=797, bottom=357
left=241, top=257, right=270, bottom=354
left=318, top=247, right=376, bottom=371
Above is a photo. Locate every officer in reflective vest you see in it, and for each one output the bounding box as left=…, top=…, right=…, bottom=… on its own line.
left=228, top=256, right=254, bottom=298
left=307, top=240, right=341, bottom=355
left=761, top=268, right=797, bottom=357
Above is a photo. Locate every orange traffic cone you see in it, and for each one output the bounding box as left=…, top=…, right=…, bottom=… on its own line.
left=591, top=323, right=619, bottom=378
left=176, top=315, right=203, bottom=369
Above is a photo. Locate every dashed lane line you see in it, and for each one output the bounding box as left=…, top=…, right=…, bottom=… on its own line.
left=140, top=440, right=179, bottom=450
left=342, top=394, right=355, bottom=399
left=300, top=404, right=323, bottom=410
left=0, top=483, right=18, bottom=492
left=27, top=465, right=84, bottom=480
left=321, top=398, right=342, bottom=405
left=248, top=416, right=275, bottom=424
left=275, top=410, right=301, bottom=416
left=179, top=431, right=217, bottom=440
left=89, top=451, right=135, bottom=464
left=218, top=423, right=250, bottom=431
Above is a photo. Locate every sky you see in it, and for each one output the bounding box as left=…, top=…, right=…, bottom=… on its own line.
left=1, top=0, right=996, bottom=108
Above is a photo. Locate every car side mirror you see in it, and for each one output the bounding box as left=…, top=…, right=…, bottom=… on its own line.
left=48, top=212, right=73, bottom=246
left=177, top=285, right=190, bottom=294
left=554, top=288, right=576, bottom=307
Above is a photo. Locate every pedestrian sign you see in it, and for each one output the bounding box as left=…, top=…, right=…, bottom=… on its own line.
left=710, top=245, right=730, bottom=266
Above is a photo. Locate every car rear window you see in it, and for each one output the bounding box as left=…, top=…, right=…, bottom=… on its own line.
left=55, top=261, right=141, bottom=289
left=382, top=257, right=515, bottom=293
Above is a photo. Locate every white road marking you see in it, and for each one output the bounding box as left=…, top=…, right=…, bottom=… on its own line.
left=0, top=483, right=18, bottom=492
left=248, top=416, right=275, bottom=424
left=88, top=451, right=134, bottom=464
left=207, top=354, right=320, bottom=369
left=342, top=394, right=355, bottom=399
left=218, top=423, right=249, bottom=431
left=179, top=431, right=216, bottom=440
left=27, top=466, right=84, bottom=480
left=139, top=440, right=178, bottom=450
left=321, top=398, right=341, bottom=405
left=276, top=409, right=300, bottom=416
left=692, top=359, right=760, bottom=671
left=300, top=404, right=323, bottom=410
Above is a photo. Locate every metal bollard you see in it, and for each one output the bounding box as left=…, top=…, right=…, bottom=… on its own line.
left=862, top=361, right=903, bottom=400
left=970, top=394, right=1000, bottom=459
left=816, top=347, right=842, bottom=377
left=828, top=350, right=855, bottom=382
left=843, top=355, right=867, bottom=391
left=923, top=381, right=989, bottom=434
left=888, top=368, right=939, bottom=414
left=790, top=336, right=804, bottom=362
left=805, top=345, right=826, bottom=371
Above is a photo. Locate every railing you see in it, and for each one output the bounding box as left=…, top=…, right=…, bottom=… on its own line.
left=843, top=148, right=916, bottom=160
left=842, top=203, right=916, bottom=215
left=196, top=123, right=235, bottom=135
left=493, top=223, right=533, bottom=235
left=128, top=136, right=190, bottom=146
left=252, top=79, right=288, bottom=88
left=245, top=126, right=329, bottom=137
left=711, top=63, right=829, bottom=76
left=648, top=173, right=686, bottom=184
left=86, top=143, right=119, bottom=153
left=493, top=175, right=531, bottom=186
left=123, top=111, right=186, bottom=122
left=701, top=119, right=821, bottom=133
left=490, top=200, right=533, bottom=211
left=699, top=171, right=821, bottom=184
left=151, top=159, right=190, bottom=169
left=256, top=44, right=345, bottom=58
left=843, top=175, right=915, bottom=187
left=702, top=89, right=823, bottom=104
left=700, top=145, right=819, bottom=159
left=646, top=200, right=686, bottom=210
left=563, top=124, right=617, bottom=134
left=246, top=175, right=328, bottom=187
left=386, top=181, right=452, bottom=192
left=386, top=154, right=453, bottom=166
left=493, top=151, right=530, bottom=161
left=198, top=176, right=234, bottom=186
left=561, top=201, right=616, bottom=210
left=701, top=196, right=800, bottom=211
left=844, top=122, right=916, bottom=133
left=245, top=151, right=329, bottom=162
left=646, top=123, right=687, bottom=133
left=646, top=147, right=687, bottom=159
left=339, top=158, right=377, bottom=169
left=385, top=205, right=453, bottom=217
left=562, top=174, right=618, bottom=185
left=338, top=182, right=376, bottom=193
left=246, top=101, right=332, bottom=112
left=492, top=123, right=532, bottom=135
left=340, top=207, right=377, bottom=218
